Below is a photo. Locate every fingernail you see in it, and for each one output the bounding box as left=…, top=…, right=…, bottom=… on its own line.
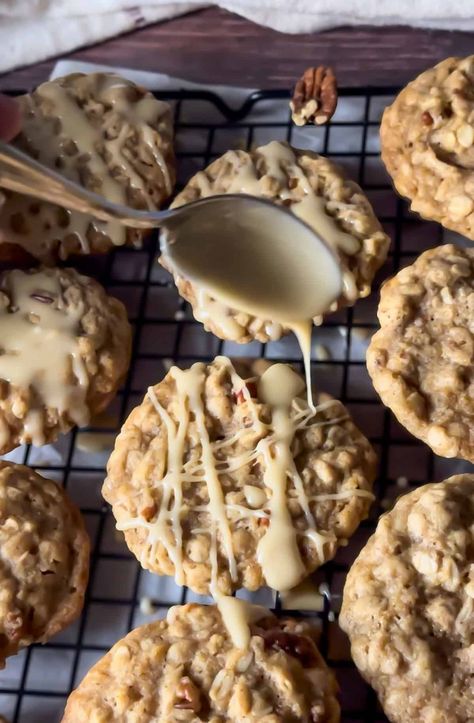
left=0, top=95, right=22, bottom=142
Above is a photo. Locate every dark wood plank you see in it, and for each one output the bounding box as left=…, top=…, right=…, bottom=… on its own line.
left=0, top=7, right=473, bottom=92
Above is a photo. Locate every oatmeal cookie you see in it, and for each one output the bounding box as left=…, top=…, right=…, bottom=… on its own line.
left=0, top=461, right=89, bottom=667
left=381, top=55, right=474, bottom=238
left=367, top=244, right=474, bottom=462
left=161, top=140, right=389, bottom=343
left=0, top=72, right=175, bottom=263
left=63, top=602, right=340, bottom=722
left=340, top=474, right=474, bottom=723
left=103, top=356, right=376, bottom=595
left=0, top=266, right=131, bottom=453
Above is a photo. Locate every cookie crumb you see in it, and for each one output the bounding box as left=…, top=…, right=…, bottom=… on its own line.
left=351, top=327, right=372, bottom=342
left=139, top=597, right=156, bottom=616
left=76, top=432, right=115, bottom=454
left=315, top=344, right=331, bottom=361
left=396, top=475, right=409, bottom=488
left=318, top=582, right=331, bottom=601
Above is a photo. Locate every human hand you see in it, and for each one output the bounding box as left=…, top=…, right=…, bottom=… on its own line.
left=0, top=95, right=21, bottom=141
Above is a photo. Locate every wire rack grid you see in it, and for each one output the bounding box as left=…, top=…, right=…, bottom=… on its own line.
left=0, top=85, right=471, bottom=723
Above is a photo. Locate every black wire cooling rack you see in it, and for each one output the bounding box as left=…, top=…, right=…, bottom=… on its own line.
left=0, top=85, right=469, bottom=723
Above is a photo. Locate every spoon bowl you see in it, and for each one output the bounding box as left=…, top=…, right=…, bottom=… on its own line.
left=161, top=194, right=343, bottom=321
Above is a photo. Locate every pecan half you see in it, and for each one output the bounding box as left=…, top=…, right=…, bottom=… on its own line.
left=174, top=675, right=202, bottom=712
left=290, top=66, right=337, bottom=127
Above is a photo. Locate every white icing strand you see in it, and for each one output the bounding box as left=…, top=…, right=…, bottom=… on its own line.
left=146, top=386, right=188, bottom=585
left=173, top=364, right=238, bottom=584
left=292, top=319, right=315, bottom=410
left=307, top=489, right=375, bottom=503
left=209, top=527, right=220, bottom=597
left=35, top=81, right=128, bottom=247
left=304, top=528, right=334, bottom=561
left=256, top=364, right=308, bottom=591
left=214, top=595, right=269, bottom=649
left=195, top=503, right=269, bottom=520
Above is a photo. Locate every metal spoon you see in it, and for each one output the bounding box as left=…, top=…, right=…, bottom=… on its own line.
left=0, top=140, right=342, bottom=308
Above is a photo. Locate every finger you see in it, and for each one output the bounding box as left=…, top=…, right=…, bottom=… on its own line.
left=0, top=96, right=22, bottom=141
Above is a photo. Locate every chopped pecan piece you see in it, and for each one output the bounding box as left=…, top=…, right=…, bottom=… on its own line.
left=421, top=111, right=434, bottom=126
left=233, top=381, right=258, bottom=404
left=174, top=675, right=202, bottom=712
left=262, top=630, right=319, bottom=668
left=140, top=502, right=157, bottom=521
left=290, top=66, right=337, bottom=126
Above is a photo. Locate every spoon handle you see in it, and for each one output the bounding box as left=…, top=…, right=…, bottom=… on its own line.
left=0, top=141, right=164, bottom=229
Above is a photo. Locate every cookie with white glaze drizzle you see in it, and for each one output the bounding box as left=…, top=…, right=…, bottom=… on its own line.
left=103, top=357, right=376, bottom=596
left=0, top=266, right=131, bottom=453
left=62, top=603, right=340, bottom=723
left=161, top=140, right=390, bottom=344
left=0, top=72, right=175, bottom=263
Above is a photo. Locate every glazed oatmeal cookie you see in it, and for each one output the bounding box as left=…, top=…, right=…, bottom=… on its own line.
left=0, top=266, right=131, bottom=454
left=0, top=461, right=89, bottom=667
left=340, top=474, right=474, bottom=723
left=367, top=244, right=474, bottom=462
left=161, top=140, right=389, bottom=343
left=381, top=55, right=474, bottom=238
left=0, top=72, right=175, bottom=263
left=63, top=602, right=340, bottom=722
left=103, top=356, right=376, bottom=595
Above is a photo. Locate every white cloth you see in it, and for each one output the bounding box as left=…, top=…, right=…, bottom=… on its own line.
left=1, top=0, right=473, bottom=74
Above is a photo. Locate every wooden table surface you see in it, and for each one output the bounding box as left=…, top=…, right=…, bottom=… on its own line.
left=0, top=6, right=473, bottom=92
